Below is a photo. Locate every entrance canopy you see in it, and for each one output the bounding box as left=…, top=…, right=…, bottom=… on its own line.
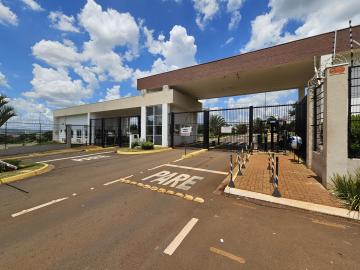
left=137, top=26, right=360, bottom=99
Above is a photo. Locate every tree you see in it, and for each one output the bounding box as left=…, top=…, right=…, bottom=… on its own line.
left=209, top=115, right=226, bottom=144
left=0, top=95, right=15, bottom=127
left=234, top=124, right=247, bottom=135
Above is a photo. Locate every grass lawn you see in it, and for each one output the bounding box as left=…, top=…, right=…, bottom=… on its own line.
left=0, top=162, right=44, bottom=179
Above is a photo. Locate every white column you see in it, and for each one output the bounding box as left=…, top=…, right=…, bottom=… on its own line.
left=298, top=86, right=306, bottom=101
left=162, top=103, right=169, bottom=147
left=141, top=106, right=146, bottom=141
left=323, top=64, right=348, bottom=187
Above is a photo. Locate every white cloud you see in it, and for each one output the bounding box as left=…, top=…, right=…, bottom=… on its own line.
left=222, top=36, right=234, bottom=47
left=0, top=71, right=9, bottom=88
left=99, top=85, right=121, bottom=101
left=225, top=89, right=297, bottom=108
left=78, top=0, right=139, bottom=58
left=226, top=0, right=244, bottom=30
left=22, top=0, right=44, bottom=12
left=24, top=64, right=92, bottom=107
left=0, top=1, right=18, bottom=26
left=10, top=97, right=52, bottom=120
left=199, top=98, right=220, bottom=108
left=134, top=25, right=197, bottom=86
left=193, top=0, right=220, bottom=30
left=49, top=11, right=79, bottom=33
left=242, top=0, right=360, bottom=52
left=29, top=0, right=142, bottom=108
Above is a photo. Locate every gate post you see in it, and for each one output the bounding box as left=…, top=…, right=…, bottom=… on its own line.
left=249, top=106, right=254, bottom=149
left=170, top=112, right=175, bottom=148
left=66, top=125, right=72, bottom=148
left=203, top=110, right=209, bottom=149
left=89, top=119, right=92, bottom=145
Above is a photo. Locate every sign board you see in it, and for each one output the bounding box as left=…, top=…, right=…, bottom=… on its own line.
left=180, top=127, right=192, bottom=136
left=329, top=66, right=346, bottom=76
left=221, top=126, right=232, bottom=134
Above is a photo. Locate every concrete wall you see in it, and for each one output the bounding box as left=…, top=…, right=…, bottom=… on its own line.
left=308, top=64, right=360, bottom=187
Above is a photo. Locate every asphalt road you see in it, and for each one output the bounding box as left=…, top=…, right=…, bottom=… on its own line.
left=0, top=149, right=359, bottom=269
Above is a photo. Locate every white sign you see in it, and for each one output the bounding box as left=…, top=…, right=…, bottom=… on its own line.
left=141, top=170, right=203, bottom=190
left=72, top=155, right=110, bottom=162
left=221, top=126, right=233, bottom=134
left=180, top=127, right=192, bottom=137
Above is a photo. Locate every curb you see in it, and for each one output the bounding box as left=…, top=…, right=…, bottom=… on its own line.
left=224, top=186, right=359, bottom=221
left=0, top=163, right=54, bottom=185
left=84, top=146, right=117, bottom=152
left=117, top=148, right=171, bottom=155
left=180, top=149, right=208, bottom=160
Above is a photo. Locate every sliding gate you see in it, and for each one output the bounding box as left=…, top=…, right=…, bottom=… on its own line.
left=170, top=103, right=306, bottom=155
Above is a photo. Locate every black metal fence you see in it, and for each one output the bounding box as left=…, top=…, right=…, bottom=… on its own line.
left=313, top=84, right=324, bottom=152
left=349, top=65, right=360, bottom=158
left=0, top=121, right=60, bottom=149
left=170, top=103, right=302, bottom=153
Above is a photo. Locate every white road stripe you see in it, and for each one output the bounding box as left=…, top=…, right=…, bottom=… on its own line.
left=164, top=218, right=199, bottom=255
left=148, top=164, right=166, bottom=171
left=103, top=175, right=133, bottom=186
left=11, top=197, right=69, bottom=218
left=37, top=151, right=115, bottom=163
left=163, top=164, right=228, bottom=175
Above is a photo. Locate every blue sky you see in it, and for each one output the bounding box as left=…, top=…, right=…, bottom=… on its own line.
left=0, top=0, right=359, bottom=120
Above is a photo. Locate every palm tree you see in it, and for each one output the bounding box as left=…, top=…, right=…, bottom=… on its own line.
left=209, top=115, right=226, bottom=144
left=0, top=95, right=16, bottom=127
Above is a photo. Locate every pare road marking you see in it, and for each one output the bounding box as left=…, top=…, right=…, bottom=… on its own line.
left=149, top=164, right=228, bottom=175
left=141, top=171, right=204, bottom=191
left=72, top=155, right=110, bottom=162
left=164, top=218, right=199, bottom=255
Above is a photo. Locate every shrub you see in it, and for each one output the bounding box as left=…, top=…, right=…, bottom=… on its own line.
left=332, top=168, right=360, bottom=211
left=141, top=141, right=154, bottom=150
left=131, top=141, right=139, bottom=149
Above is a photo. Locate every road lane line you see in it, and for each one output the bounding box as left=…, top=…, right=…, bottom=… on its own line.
left=163, top=164, right=228, bottom=175
left=148, top=164, right=166, bottom=171
left=11, top=197, right=69, bottom=218
left=210, top=247, right=246, bottom=264
left=164, top=218, right=198, bottom=255
left=103, top=175, right=133, bottom=186
left=37, top=151, right=115, bottom=163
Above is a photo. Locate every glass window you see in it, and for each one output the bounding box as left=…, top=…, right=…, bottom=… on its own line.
left=146, top=105, right=162, bottom=145
left=76, top=130, right=82, bottom=138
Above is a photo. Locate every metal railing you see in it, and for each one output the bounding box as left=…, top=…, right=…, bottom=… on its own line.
left=349, top=65, right=360, bottom=158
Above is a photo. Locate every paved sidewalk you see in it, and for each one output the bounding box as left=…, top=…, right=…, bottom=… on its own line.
left=234, top=152, right=343, bottom=208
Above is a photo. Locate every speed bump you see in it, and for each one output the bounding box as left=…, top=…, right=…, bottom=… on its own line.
left=137, top=183, right=144, bottom=187
left=157, top=188, right=167, bottom=193
left=143, top=184, right=151, bottom=189
left=166, top=190, right=175, bottom=195
left=150, top=186, right=158, bottom=191
left=184, top=194, right=194, bottom=201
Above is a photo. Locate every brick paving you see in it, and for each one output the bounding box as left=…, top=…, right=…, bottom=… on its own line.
left=234, top=152, right=343, bottom=208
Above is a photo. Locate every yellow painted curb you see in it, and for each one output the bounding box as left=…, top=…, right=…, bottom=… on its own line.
left=194, top=197, right=205, bottom=203
left=184, top=194, right=194, bottom=201
left=117, top=147, right=171, bottom=155
left=0, top=163, right=52, bottom=185
left=175, top=192, right=184, bottom=198
left=181, top=149, right=208, bottom=160
left=166, top=190, right=175, bottom=195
